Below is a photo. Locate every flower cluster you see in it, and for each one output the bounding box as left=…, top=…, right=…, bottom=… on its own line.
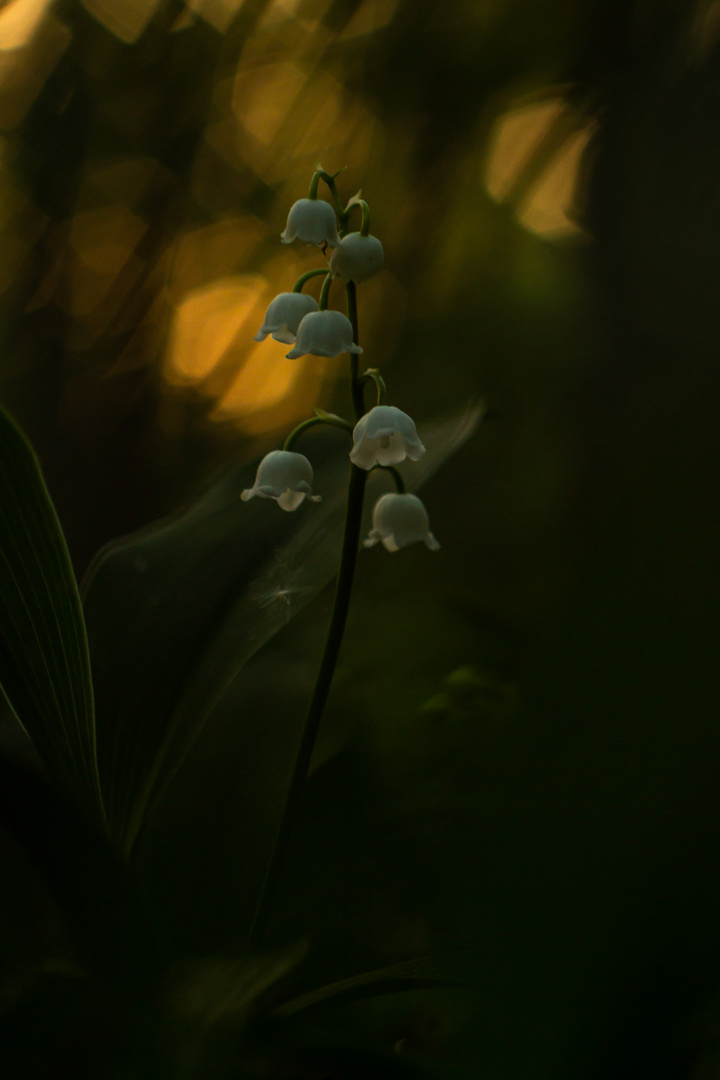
left=243, top=172, right=438, bottom=552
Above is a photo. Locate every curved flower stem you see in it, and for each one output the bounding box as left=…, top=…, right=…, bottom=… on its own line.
left=246, top=281, right=366, bottom=953
left=293, top=268, right=331, bottom=294
left=359, top=368, right=386, bottom=406
left=283, top=414, right=352, bottom=451
left=318, top=272, right=333, bottom=311
left=344, top=198, right=371, bottom=236
left=369, top=464, right=406, bottom=493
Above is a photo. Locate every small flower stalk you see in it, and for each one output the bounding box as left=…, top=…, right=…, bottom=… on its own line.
left=245, top=166, right=448, bottom=952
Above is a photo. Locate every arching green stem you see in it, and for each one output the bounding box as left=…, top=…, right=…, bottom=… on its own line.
left=318, top=272, right=333, bottom=311
left=344, top=198, right=371, bottom=236
left=369, top=464, right=406, bottom=493
left=359, top=368, right=386, bottom=407
left=283, top=414, right=352, bottom=451
left=293, top=268, right=331, bottom=294
left=246, top=282, right=367, bottom=953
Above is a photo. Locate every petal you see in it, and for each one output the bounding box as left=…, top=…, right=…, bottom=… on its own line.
left=405, top=442, right=426, bottom=461
left=376, top=433, right=410, bottom=466
left=349, top=439, right=381, bottom=470
left=381, top=534, right=400, bottom=552
left=270, top=328, right=296, bottom=344
left=277, top=489, right=306, bottom=511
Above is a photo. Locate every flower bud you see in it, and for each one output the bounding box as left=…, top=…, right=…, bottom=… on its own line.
left=329, top=232, right=384, bottom=283
left=364, top=493, right=440, bottom=552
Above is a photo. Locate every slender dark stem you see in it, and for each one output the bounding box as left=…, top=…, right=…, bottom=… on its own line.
left=245, top=280, right=366, bottom=953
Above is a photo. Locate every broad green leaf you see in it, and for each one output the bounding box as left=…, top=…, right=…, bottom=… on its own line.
left=82, top=403, right=484, bottom=854
left=0, top=405, right=103, bottom=825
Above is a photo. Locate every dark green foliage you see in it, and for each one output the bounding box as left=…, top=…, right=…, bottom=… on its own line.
left=0, top=406, right=103, bottom=824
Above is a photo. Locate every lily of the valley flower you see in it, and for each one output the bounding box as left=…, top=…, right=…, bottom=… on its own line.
left=241, top=450, right=321, bottom=511
left=349, top=405, right=426, bottom=469
left=254, top=292, right=319, bottom=345
left=281, top=198, right=340, bottom=247
left=364, top=493, right=440, bottom=552
left=329, top=232, right=384, bottom=283
left=286, top=310, right=362, bottom=359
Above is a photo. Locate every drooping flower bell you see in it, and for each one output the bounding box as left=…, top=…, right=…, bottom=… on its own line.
left=254, top=292, right=319, bottom=345
left=281, top=198, right=340, bottom=247
left=349, top=405, right=426, bottom=469
left=241, top=450, right=321, bottom=512
left=364, top=493, right=440, bottom=552
left=286, top=310, right=362, bottom=359
left=329, top=232, right=384, bottom=283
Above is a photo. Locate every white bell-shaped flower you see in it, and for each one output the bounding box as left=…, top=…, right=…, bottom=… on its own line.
left=241, top=450, right=321, bottom=512
left=281, top=198, right=340, bottom=247
left=254, top=292, right=319, bottom=345
left=285, top=310, right=362, bottom=359
left=364, top=493, right=440, bottom=552
left=349, top=405, right=426, bottom=469
left=329, top=232, right=384, bottom=283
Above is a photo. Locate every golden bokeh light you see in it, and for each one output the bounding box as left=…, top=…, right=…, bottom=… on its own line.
left=186, top=0, right=246, bottom=33
left=233, top=61, right=309, bottom=145
left=484, top=92, right=593, bottom=240
left=212, top=339, right=333, bottom=436
left=0, top=4, right=69, bottom=128
left=79, top=0, right=162, bottom=44
left=516, top=122, right=595, bottom=240
left=338, top=0, right=400, bottom=41
left=170, top=216, right=267, bottom=301
left=166, top=275, right=267, bottom=384
left=0, top=0, right=53, bottom=52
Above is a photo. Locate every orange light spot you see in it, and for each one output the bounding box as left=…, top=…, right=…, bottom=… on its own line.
left=69, top=207, right=147, bottom=274
left=517, top=122, right=595, bottom=240
left=233, top=61, right=308, bottom=145
left=186, top=0, right=246, bottom=33
left=79, top=0, right=162, bottom=44
left=166, top=276, right=267, bottom=383
left=484, top=92, right=593, bottom=240
left=0, top=0, right=53, bottom=51
left=484, top=96, right=567, bottom=204
left=338, top=0, right=399, bottom=40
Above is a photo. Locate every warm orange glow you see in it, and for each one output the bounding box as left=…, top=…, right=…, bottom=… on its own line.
left=79, top=0, right=162, bottom=44
left=186, top=0, right=246, bottom=33
left=338, top=0, right=400, bottom=40
left=233, top=61, right=308, bottom=145
left=214, top=340, right=301, bottom=415
left=484, top=92, right=593, bottom=240
left=170, top=217, right=266, bottom=301
left=517, top=122, right=595, bottom=240
left=485, top=96, right=567, bottom=204
left=212, top=340, right=333, bottom=436
left=256, top=0, right=303, bottom=31
left=70, top=207, right=147, bottom=274
left=166, top=275, right=267, bottom=384
left=0, top=0, right=53, bottom=51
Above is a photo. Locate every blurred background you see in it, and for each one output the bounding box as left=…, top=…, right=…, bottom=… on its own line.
left=3, top=0, right=720, bottom=1077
